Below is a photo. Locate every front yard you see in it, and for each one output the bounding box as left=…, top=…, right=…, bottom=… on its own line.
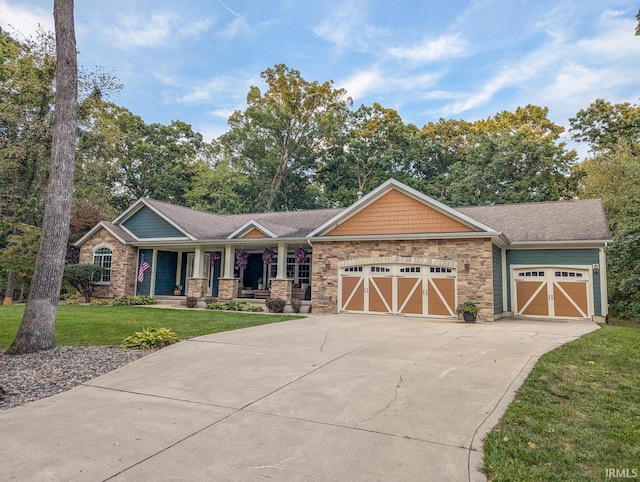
left=482, top=322, right=640, bottom=481
left=0, top=305, right=302, bottom=349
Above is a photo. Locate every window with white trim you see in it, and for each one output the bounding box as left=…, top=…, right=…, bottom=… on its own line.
left=93, top=247, right=112, bottom=283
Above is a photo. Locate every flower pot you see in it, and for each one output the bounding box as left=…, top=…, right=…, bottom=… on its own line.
left=462, top=312, right=476, bottom=322
left=173, top=290, right=181, bottom=296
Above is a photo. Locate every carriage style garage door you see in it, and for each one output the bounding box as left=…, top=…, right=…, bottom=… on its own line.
left=339, top=263, right=457, bottom=317
left=513, top=267, right=591, bottom=320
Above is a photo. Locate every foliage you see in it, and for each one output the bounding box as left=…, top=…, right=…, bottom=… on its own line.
left=0, top=223, right=41, bottom=296
left=90, top=299, right=111, bottom=306
left=606, top=223, right=640, bottom=319
left=457, top=301, right=480, bottom=316
left=235, top=249, right=249, bottom=269
left=483, top=325, right=640, bottom=480
left=120, top=326, right=179, bottom=350
left=206, top=300, right=263, bottom=312
left=185, top=296, right=199, bottom=308
left=570, top=99, right=640, bottom=152
left=63, top=263, right=106, bottom=303
left=290, top=298, right=302, bottom=313
left=265, top=297, right=286, bottom=313
left=112, top=295, right=157, bottom=306
left=0, top=305, right=302, bottom=349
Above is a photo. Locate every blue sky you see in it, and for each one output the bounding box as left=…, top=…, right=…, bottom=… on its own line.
left=2, top=0, right=639, bottom=155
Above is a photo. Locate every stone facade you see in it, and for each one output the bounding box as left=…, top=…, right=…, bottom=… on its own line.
left=311, top=238, right=495, bottom=321
left=78, top=228, right=137, bottom=299
left=187, top=277, right=208, bottom=298
left=270, top=278, right=293, bottom=301
left=218, top=278, right=239, bottom=300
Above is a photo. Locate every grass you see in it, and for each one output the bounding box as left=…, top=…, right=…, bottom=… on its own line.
left=0, top=304, right=302, bottom=349
left=482, top=323, right=640, bottom=481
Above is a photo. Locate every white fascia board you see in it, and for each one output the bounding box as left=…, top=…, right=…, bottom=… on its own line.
left=307, top=178, right=497, bottom=237
left=508, top=240, right=611, bottom=249
left=113, top=198, right=196, bottom=241
left=309, top=231, right=504, bottom=243
left=74, top=221, right=130, bottom=247
left=227, top=220, right=277, bottom=239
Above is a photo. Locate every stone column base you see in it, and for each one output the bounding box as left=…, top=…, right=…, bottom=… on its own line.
left=218, top=278, right=239, bottom=300
left=187, top=277, right=208, bottom=298
left=270, top=278, right=293, bottom=301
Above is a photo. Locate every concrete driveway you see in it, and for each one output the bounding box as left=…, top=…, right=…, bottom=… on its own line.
left=0, top=314, right=597, bottom=481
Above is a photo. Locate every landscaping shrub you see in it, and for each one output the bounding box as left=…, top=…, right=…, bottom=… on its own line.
left=185, top=296, right=199, bottom=308
left=113, top=295, right=157, bottom=306
left=266, top=297, right=286, bottom=313
left=204, top=296, right=216, bottom=304
left=120, top=326, right=179, bottom=349
left=90, top=299, right=111, bottom=306
left=206, top=300, right=263, bottom=312
left=290, top=298, right=302, bottom=313
left=63, top=263, right=106, bottom=303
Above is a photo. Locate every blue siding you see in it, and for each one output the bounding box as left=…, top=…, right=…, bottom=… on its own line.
left=506, top=249, right=602, bottom=315
left=492, top=245, right=503, bottom=314
left=123, top=206, right=185, bottom=239
left=136, top=249, right=153, bottom=296
left=155, top=251, right=178, bottom=295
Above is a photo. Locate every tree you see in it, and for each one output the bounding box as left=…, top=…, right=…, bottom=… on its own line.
left=569, top=99, right=640, bottom=152
left=7, top=0, right=77, bottom=354
left=63, top=263, right=105, bottom=303
left=219, top=64, right=351, bottom=211
left=0, top=224, right=41, bottom=301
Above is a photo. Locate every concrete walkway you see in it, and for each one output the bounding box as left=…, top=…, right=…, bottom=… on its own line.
left=0, top=314, right=597, bottom=481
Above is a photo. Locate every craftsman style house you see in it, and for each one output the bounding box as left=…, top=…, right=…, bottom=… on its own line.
left=76, top=179, right=611, bottom=322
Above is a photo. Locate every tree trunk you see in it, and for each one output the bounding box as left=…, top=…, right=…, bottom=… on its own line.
left=3, top=271, right=15, bottom=306
left=6, top=0, right=77, bottom=355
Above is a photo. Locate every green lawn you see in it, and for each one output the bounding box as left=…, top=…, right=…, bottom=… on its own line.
left=482, top=323, right=640, bottom=481
left=0, top=305, right=302, bottom=349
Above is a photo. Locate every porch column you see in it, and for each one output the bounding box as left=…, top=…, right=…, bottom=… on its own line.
left=272, top=242, right=292, bottom=300
left=276, top=242, right=287, bottom=279
left=223, top=244, right=234, bottom=278
left=187, top=246, right=207, bottom=298
left=218, top=243, right=239, bottom=300
left=149, top=249, right=158, bottom=297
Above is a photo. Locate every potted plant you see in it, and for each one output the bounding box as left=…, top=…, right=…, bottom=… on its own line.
left=173, top=285, right=183, bottom=296
left=458, top=301, right=480, bottom=322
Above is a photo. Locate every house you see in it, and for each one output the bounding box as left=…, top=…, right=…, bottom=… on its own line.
left=76, top=179, right=612, bottom=322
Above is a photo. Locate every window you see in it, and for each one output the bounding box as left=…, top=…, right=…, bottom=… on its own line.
left=400, top=267, right=421, bottom=273
left=93, top=247, right=112, bottom=283
left=430, top=267, right=452, bottom=273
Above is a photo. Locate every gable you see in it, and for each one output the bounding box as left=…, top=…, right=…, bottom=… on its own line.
left=241, top=227, right=269, bottom=239
left=326, top=189, right=476, bottom=236
left=122, top=206, right=187, bottom=239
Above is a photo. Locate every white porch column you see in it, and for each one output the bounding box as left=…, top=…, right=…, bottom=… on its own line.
left=194, top=246, right=204, bottom=277
left=223, top=244, right=235, bottom=278
left=277, top=242, right=288, bottom=279
left=150, top=249, right=158, bottom=297
left=175, top=251, right=183, bottom=287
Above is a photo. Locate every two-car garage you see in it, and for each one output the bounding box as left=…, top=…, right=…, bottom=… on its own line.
left=338, top=259, right=458, bottom=318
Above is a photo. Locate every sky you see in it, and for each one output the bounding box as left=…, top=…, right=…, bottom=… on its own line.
left=1, top=0, right=639, bottom=155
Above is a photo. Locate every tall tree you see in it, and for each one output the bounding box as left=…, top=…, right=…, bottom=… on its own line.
left=7, top=0, right=77, bottom=354
left=219, top=64, right=351, bottom=211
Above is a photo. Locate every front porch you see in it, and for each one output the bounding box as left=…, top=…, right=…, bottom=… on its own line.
left=135, top=242, right=312, bottom=304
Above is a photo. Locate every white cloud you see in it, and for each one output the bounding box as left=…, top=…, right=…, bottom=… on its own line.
left=108, top=12, right=177, bottom=48
left=339, top=68, right=384, bottom=101
left=387, top=33, right=469, bottom=63
left=217, top=0, right=250, bottom=39
left=313, top=0, right=388, bottom=53
left=0, top=0, right=53, bottom=36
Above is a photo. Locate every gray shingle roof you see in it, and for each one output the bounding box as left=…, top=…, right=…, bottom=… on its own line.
left=458, top=199, right=612, bottom=243
left=102, top=221, right=137, bottom=243
left=139, top=197, right=611, bottom=244
left=143, top=198, right=344, bottom=239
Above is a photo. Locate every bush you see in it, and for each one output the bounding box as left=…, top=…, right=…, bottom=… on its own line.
left=206, top=300, right=263, bottom=312
left=120, top=326, right=179, bottom=350
left=204, top=296, right=216, bottom=304
left=90, top=299, right=111, bottom=306
left=290, top=298, right=302, bottom=313
left=185, top=296, right=199, bottom=308
left=266, top=297, right=286, bottom=313
left=113, top=295, right=157, bottom=306
left=63, top=263, right=106, bottom=303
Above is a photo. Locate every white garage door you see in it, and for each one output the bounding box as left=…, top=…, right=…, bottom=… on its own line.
left=339, top=263, right=457, bottom=318
left=513, top=268, right=591, bottom=320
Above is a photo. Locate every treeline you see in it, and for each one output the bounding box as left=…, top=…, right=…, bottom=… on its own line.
left=1, top=28, right=639, bottom=318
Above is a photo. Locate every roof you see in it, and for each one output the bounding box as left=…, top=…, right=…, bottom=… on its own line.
left=140, top=198, right=344, bottom=240
left=458, top=199, right=612, bottom=243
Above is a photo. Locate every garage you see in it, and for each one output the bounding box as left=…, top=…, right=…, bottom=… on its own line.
left=339, top=261, right=457, bottom=317
left=512, top=267, right=591, bottom=320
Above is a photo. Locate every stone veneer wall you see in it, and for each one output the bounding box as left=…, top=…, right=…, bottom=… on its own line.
left=218, top=278, right=239, bottom=300
left=311, top=238, right=495, bottom=321
left=270, top=279, right=293, bottom=301
left=78, top=228, right=137, bottom=299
